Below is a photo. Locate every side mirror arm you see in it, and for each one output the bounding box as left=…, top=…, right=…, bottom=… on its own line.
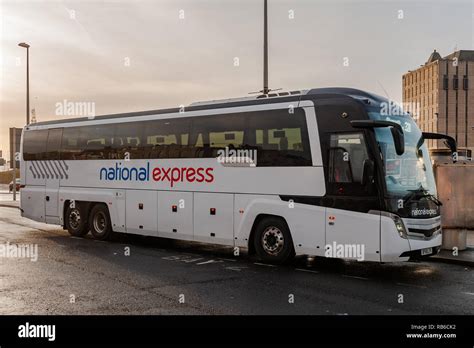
left=418, top=132, right=457, bottom=162
left=350, top=120, right=405, bottom=156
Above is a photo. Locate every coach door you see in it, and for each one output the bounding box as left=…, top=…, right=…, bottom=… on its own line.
left=44, top=128, right=63, bottom=223
left=324, top=131, right=381, bottom=262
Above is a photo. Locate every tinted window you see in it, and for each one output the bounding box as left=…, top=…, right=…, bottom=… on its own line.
left=62, top=125, right=115, bottom=160
left=23, top=129, right=48, bottom=161
left=44, top=129, right=63, bottom=160
left=112, top=122, right=144, bottom=159
left=61, top=127, right=83, bottom=160
left=249, top=109, right=311, bottom=166
left=144, top=118, right=190, bottom=159
left=191, top=113, right=247, bottom=159
left=54, top=108, right=312, bottom=166
left=83, top=125, right=115, bottom=160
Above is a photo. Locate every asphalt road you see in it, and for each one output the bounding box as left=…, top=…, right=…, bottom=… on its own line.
left=0, top=206, right=472, bottom=315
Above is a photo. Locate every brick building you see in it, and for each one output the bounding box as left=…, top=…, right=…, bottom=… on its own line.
left=402, top=50, right=474, bottom=158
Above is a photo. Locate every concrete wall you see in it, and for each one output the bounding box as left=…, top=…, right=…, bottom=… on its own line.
left=435, top=162, right=474, bottom=249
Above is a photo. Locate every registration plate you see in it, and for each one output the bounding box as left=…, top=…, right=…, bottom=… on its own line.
left=421, top=247, right=433, bottom=256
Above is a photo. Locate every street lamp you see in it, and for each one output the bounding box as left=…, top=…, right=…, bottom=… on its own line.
left=15, top=42, right=30, bottom=201
left=18, top=42, right=30, bottom=125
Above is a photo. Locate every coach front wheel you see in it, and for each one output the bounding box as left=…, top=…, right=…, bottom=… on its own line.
left=89, top=204, right=113, bottom=241
left=254, top=217, right=295, bottom=264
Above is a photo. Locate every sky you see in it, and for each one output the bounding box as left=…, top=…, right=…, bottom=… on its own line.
left=1, top=0, right=473, bottom=160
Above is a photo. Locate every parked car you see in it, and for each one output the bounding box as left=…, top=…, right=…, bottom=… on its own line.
left=9, top=178, right=21, bottom=192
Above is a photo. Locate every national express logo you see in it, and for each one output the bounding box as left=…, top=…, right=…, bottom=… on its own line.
left=411, top=207, right=438, bottom=217
left=99, top=162, right=214, bottom=187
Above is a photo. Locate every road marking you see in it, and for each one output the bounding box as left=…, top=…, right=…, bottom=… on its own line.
left=342, top=275, right=368, bottom=280
left=181, top=258, right=205, bottom=263
left=226, top=266, right=248, bottom=272
left=219, top=258, right=237, bottom=262
left=462, top=292, right=474, bottom=296
left=254, top=262, right=276, bottom=267
left=196, top=260, right=223, bottom=266
left=70, top=236, right=82, bottom=240
left=295, top=268, right=319, bottom=274
left=162, top=255, right=182, bottom=261
left=396, top=282, right=427, bottom=289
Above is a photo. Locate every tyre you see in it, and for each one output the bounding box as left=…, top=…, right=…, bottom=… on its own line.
left=65, top=203, right=89, bottom=237
left=89, top=204, right=113, bottom=241
left=253, top=217, right=295, bottom=264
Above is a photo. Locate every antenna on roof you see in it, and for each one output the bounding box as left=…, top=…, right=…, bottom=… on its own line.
left=377, top=80, right=391, bottom=100
left=249, top=0, right=280, bottom=96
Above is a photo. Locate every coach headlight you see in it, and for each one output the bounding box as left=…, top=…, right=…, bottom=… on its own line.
left=392, top=214, right=408, bottom=239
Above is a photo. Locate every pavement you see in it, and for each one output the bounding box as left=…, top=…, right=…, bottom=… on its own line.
left=0, top=203, right=472, bottom=315
left=431, top=247, right=474, bottom=266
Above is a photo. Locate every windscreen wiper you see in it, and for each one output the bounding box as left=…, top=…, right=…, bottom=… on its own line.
left=403, top=188, right=424, bottom=206
left=403, top=187, right=442, bottom=206
left=425, top=193, right=443, bottom=206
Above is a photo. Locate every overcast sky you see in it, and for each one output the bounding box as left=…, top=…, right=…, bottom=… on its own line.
left=1, top=0, right=473, bottom=160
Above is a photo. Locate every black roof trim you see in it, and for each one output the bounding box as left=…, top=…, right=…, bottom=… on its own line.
left=30, top=87, right=386, bottom=128
left=31, top=95, right=303, bottom=127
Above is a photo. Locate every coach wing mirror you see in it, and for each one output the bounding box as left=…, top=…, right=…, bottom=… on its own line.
left=361, top=159, right=375, bottom=186
left=417, top=132, right=457, bottom=163
left=351, top=120, right=405, bottom=156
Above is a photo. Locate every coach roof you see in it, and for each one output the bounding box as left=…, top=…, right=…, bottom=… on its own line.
left=30, top=87, right=384, bottom=127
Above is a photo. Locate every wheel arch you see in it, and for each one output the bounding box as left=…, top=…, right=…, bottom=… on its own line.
left=247, top=213, right=292, bottom=255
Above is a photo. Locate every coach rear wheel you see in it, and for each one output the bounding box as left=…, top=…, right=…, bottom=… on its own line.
left=66, top=205, right=89, bottom=237
left=254, top=217, right=295, bottom=264
left=89, top=204, right=113, bottom=241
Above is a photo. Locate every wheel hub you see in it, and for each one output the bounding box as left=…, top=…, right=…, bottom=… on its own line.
left=262, top=226, right=284, bottom=255
left=93, top=212, right=107, bottom=234
left=69, top=209, right=81, bottom=229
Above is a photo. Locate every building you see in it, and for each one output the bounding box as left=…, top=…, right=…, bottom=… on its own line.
left=402, top=50, right=474, bottom=159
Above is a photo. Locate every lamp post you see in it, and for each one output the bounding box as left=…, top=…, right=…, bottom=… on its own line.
left=18, top=42, right=30, bottom=125
left=16, top=42, right=30, bottom=201
left=263, top=0, right=269, bottom=95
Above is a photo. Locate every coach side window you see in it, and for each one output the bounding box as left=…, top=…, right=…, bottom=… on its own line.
left=44, top=129, right=63, bottom=160
left=249, top=109, right=312, bottom=166
left=112, top=123, right=144, bottom=159
left=83, top=125, right=115, bottom=160
left=145, top=118, right=191, bottom=159
left=61, top=127, right=83, bottom=160
left=61, top=125, right=115, bottom=160
left=328, top=133, right=369, bottom=185
left=191, top=113, right=247, bottom=158
left=23, top=129, right=48, bottom=161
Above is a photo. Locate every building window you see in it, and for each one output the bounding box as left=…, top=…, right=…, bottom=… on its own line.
left=443, top=75, right=448, bottom=90
left=463, top=76, right=468, bottom=90
left=453, top=75, right=459, bottom=90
